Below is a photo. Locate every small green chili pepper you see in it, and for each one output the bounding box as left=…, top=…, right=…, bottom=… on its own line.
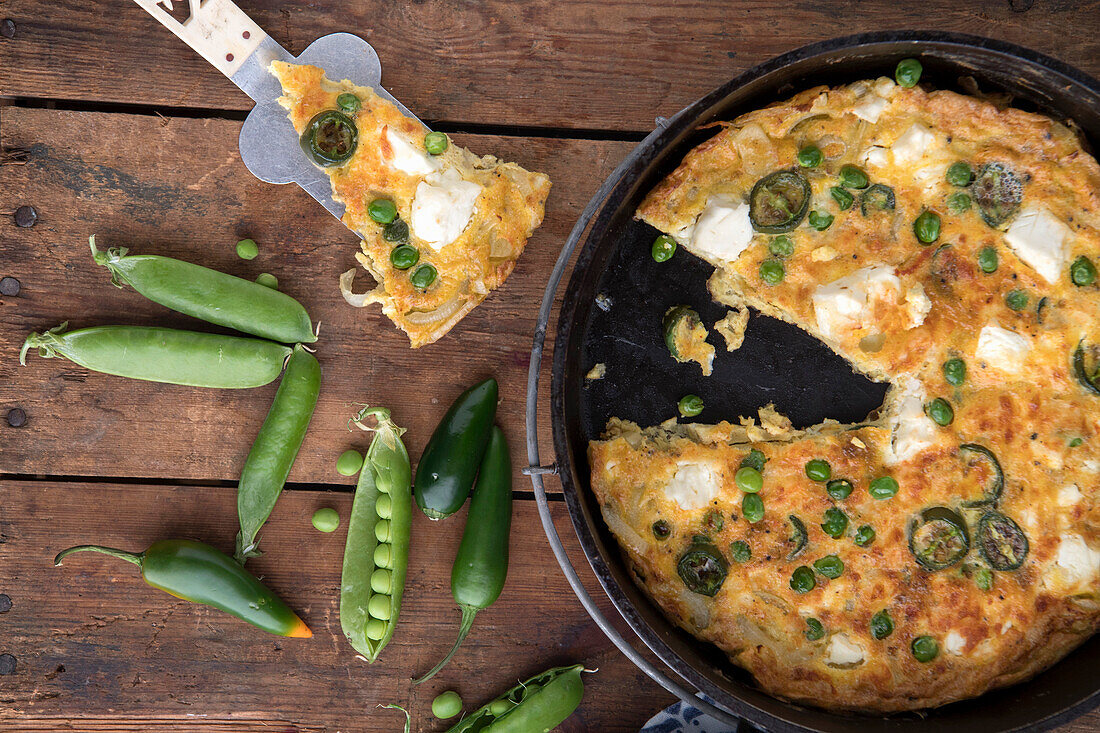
left=55, top=540, right=311, bottom=637
left=341, top=406, right=412, bottom=662
left=89, top=237, right=316, bottom=344
left=415, top=378, right=498, bottom=519
left=914, top=210, right=941, bottom=244
left=895, top=58, right=922, bottom=87
left=235, top=345, right=321, bottom=561
left=678, top=394, right=704, bottom=417
left=424, top=131, right=449, bottom=155
left=652, top=234, right=677, bottom=262
left=20, top=323, right=291, bottom=389
left=797, top=145, right=823, bottom=168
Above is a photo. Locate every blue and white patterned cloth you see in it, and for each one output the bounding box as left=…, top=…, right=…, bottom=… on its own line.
left=640, top=695, right=739, bottom=733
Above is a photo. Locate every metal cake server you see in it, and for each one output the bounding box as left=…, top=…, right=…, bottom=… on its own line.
left=133, top=0, right=424, bottom=221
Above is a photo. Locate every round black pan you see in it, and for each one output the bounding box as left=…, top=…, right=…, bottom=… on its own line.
left=549, top=31, right=1100, bottom=733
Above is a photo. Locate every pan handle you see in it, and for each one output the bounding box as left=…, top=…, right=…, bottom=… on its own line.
left=523, top=111, right=746, bottom=731
left=131, top=0, right=265, bottom=78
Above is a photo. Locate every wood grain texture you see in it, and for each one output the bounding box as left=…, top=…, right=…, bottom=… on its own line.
left=1, top=1, right=1098, bottom=132
left=0, top=106, right=631, bottom=485
left=0, top=480, right=674, bottom=732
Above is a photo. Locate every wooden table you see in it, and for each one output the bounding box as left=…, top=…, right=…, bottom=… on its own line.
left=1, top=2, right=1098, bottom=731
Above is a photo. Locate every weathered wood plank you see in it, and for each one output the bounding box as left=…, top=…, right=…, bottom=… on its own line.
left=1, top=1, right=1097, bottom=132
left=0, top=481, right=672, bottom=731
left=0, top=106, right=631, bottom=484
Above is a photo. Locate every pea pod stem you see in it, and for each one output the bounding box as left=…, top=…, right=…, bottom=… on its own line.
left=21, top=323, right=292, bottom=389
left=235, top=345, right=321, bottom=562
left=340, top=405, right=412, bottom=662
left=89, top=236, right=317, bottom=344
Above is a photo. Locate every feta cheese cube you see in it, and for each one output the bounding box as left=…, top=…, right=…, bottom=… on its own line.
left=974, top=324, right=1032, bottom=373
left=1004, top=207, right=1071, bottom=284
left=690, top=198, right=754, bottom=263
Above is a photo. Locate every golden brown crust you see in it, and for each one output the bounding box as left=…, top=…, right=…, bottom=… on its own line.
left=271, top=62, right=551, bottom=347
left=592, top=77, right=1100, bottom=712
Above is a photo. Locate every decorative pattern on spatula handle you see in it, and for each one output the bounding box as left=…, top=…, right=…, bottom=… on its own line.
left=132, top=0, right=265, bottom=77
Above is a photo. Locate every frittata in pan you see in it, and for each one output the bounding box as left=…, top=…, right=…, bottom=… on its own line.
left=590, top=71, right=1100, bottom=712
left=271, top=62, right=551, bottom=347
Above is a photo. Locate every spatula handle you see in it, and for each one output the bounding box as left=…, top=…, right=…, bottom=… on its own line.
left=132, top=0, right=266, bottom=78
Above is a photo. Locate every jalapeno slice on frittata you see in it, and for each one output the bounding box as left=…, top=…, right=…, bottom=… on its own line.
left=300, top=110, right=358, bottom=166
left=977, top=511, right=1029, bottom=571
left=908, top=506, right=970, bottom=571
left=787, top=515, right=808, bottom=560
left=860, top=183, right=895, bottom=215
left=973, top=162, right=1023, bottom=228
left=959, top=443, right=1004, bottom=507
left=1073, top=341, right=1100, bottom=396
left=677, top=542, right=729, bottom=596
left=749, top=170, right=811, bottom=233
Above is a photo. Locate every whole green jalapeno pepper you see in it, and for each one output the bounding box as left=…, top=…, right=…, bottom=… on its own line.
left=89, top=237, right=316, bottom=344
left=415, top=378, right=498, bottom=519
left=236, top=345, right=322, bottom=562
left=20, top=322, right=291, bottom=389
left=415, top=425, right=512, bottom=683
left=54, top=539, right=311, bottom=637
left=445, top=664, right=588, bottom=733
left=340, top=406, right=412, bottom=662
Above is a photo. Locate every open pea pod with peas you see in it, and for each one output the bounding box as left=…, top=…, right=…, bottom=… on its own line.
left=444, top=663, right=590, bottom=733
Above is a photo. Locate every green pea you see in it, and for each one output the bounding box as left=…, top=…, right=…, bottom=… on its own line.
left=652, top=234, right=677, bottom=262
left=390, top=245, right=419, bottom=270
left=826, top=478, right=853, bottom=501
left=805, top=459, right=831, bottom=482
left=424, top=131, right=449, bottom=155
left=870, top=609, right=894, bottom=640
left=942, top=358, right=966, bottom=386
left=371, top=568, right=392, bottom=594
left=336, top=92, right=362, bottom=115
left=375, top=519, right=391, bottom=543
left=760, top=258, right=786, bottom=285
left=895, top=58, right=923, bottom=87
left=798, top=145, right=823, bottom=168
left=869, top=476, right=899, bottom=500
left=769, top=235, right=794, bottom=258
left=652, top=519, right=672, bottom=540
left=735, top=466, right=763, bottom=493
left=808, top=210, right=834, bottom=231
left=1005, top=289, right=1029, bottom=311
left=375, top=494, right=392, bottom=519
left=830, top=186, right=854, bottom=211
left=925, top=397, right=954, bottom=426
left=813, top=555, right=844, bottom=579
left=854, top=524, right=876, bottom=547
left=368, top=198, right=398, bottom=224
left=365, top=618, right=387, bottom=640
left=947, top=192, right=972, bottom=214
left=311, top=507, right=340, bottom=533
left=367, top=593, right=392, bottom=620
left=432, top=690, right=463, bottom=720
left=821, top=507, right=848, bottom=538
left=912, top=635, right=939, bottom=662
left=946, top=161, right=975, bottom=187
left=1069, top=437, right=1084, bottom=448
left=678, top=394, right=704, bottom=417
left=790, top=566, right=816, bottom=594
left=255, top=273, right=278, bottom=289
left=975, top=566, right=994, bottom=591
left=337, top=449, right=364, bottom=476
left=729, top=540, right=751, bottom=563
left=489, top=699, right=516, bottom=716
left=374, top=543, right=392, bottom=569
left=804, top=617, right=825, bottom=640
left=411, top=263, right=438, bottom=289
left=742, top=493, right=765, bottom=523
left=978, top=246, right=999, bottom=273
left=383, top=219, right=410, bottom=243
left=913, top=210, right=941, bottom=244
left=1071, top=256, right=1097, bottom=286
left=235, top=238, right=258, bottom=260
left=839, top=164, right=869, bottom=190
left=740, top=449, right=767, bottom=472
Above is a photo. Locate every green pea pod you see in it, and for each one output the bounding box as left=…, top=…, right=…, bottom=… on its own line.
left=90, top=236, right=316, bottom=344
left=445, top=664, right=587, bottom=733
left=54, top=540, right=311, bottom=638
left=235, top=345, right=321, bottom=561
left=415, top=378, right=498, bottom=519
left=414, top=425, right=512, bottom=683
left=340, top=406, right=412, bottom=662
left=20, top=323, right=291, bottom=389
